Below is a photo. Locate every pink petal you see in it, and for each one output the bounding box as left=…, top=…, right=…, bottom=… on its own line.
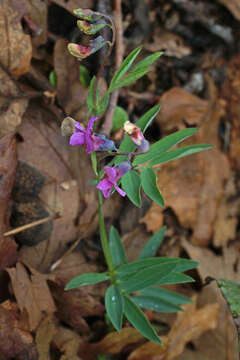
left=85, top=134, right=94, bottom=153
left=75, top=122, right=85, bottom=132
left=104, top=166, right=117, bottom=182
left=87, top=117, right=98, bottom=132
left=96, top=179, right=112, bottom=191
left=69, top=132, right=85, bottom=146
left=114, top=183, right=126, bottom=197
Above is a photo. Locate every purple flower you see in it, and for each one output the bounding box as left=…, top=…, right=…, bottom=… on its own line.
left=96, top=162, right=131, bottom=198
left=69, top=117, right=104, bottom=154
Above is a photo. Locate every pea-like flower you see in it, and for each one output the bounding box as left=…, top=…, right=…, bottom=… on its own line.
left=97, top=162, right=131, bottom=198
left=124, top=121, right=149, bottom=153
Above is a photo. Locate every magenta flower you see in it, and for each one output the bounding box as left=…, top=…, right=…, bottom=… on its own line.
left=69, top=117, right=104, bottom=154
left=97, top=162, right=131, bottom=198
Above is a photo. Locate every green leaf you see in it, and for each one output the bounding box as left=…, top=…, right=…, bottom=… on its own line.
left=105, top=285, right=124, bottom=331
left=114, top=104, right=161, bottom=165
left=49, top=71, right=57, bottom=86
left=140, top=168, right=164, bottom=207
left=96, top=92, right=109, bottom=116
left=133, top=128, right=198, bottom=165
left=109, top=46, right=142, bottom=92
left=112, top=106, right=129, bottom=132
left=121, top=170, right=141, bottom=207
left=65, top=272, right=109, bottom=290
left=138, top=226, right=166, bottom=260
left=120, top=263, right=176, bottom=292
left=131, top=295, right=182, bottom=313
left=149, top=144, right=213, bottom=166
left=109, top=226, right=127, bottom=267
left=131, top=52, right=163, bottom=73
left=157, top=272, right=195, bottom=285
left=140, top=287, right=191, bottom=305
left=87, top=76, right=97, bottom=111
left=123, top=295, right=161, bottom=344
left=79, top=65, right=91, bottom=87
left=116, top=257, right=198, bottom=279
left=216, top=279, right=240, bottom=317
left=110, top=68, right=149, bottom=91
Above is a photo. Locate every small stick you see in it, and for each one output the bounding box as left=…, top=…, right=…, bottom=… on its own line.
left=4, top=215, right=58, bottom=237
left=101, top=0, right=123, bottom=136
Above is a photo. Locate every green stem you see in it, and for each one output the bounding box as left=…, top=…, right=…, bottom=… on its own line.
left=98, top=190, right=115, bottom=273
left=91, top=152, right=114, bottom=273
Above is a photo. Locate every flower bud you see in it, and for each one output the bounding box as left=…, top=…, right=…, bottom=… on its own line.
left=117, top=161, right=131, bottom=176
left=68, top=36, right=107, bottom=60
left=73, top=8, right=102, bottom=23
left=138, top=138, right=149, bottom=153
left=77, top=20, right=106, bottom=35
left=124, top=121, right=144, bottom=146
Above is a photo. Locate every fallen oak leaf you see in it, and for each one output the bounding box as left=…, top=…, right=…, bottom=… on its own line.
left=6, top=262, right=56, bottom=331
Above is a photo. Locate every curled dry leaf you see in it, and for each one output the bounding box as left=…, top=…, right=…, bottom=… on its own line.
left=6, top=262, right=56, bottom=331
left=128, top=298, right=220, bottom=360
left=0, top=99, right=28, bottom=138
left=0, top=0, right=32, bottom=78
left=53, top=326, right=82, bottom=360
left=0, top=134, right=18, bottom=269
left=0, top=303, right=37, bottom=360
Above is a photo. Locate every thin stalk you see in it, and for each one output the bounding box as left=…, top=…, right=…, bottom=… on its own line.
left=98, top=190, right=115, bottom=273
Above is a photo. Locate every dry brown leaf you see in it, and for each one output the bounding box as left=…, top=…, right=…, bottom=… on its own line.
left=128, top=298, right=220, bottom=360
left=51, top=0, right=94, bottom=14
left=28, top=0, right=48, bottom=50
left=78, top=327, right=143, bottom=360
left=122, top=225, right=153, bottom=263
left=141, top=92, right=230, bottom=246
left=156, top=87, right=208, bottom=131
left=0, top=99, right=28, bottom=138
left=0, top=0, right=32, bottom=77
left=14, top=102, right=79, bottom=271
left=0, top=134, right=18, bottom=269
left=145, top=32, right=191, bottom=59
left=6, top=262, right=56, bottom=331
left=53, top=326, right=83, bottom=360
left=36, top=315, right=56, bottom=360
left=54, top=38, right=88, bottom=116
left=218, top=0, right=240, bottom=20
left=0, top=302, right=37, bottom=360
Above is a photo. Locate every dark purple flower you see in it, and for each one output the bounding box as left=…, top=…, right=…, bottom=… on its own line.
left=96, top=162, right=131, bottom=198
left=69, top=117, right=105, bottom=154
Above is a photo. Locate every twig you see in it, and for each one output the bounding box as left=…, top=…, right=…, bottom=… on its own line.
left=4, top=215, right=58, bottom=237
left=101, top=0, right=123, bottom=136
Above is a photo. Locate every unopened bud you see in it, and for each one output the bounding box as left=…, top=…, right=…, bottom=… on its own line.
left=117, top=161, right=131, bottom=176
left=138, top=138, right=149, bottom=153
left=77, top=20, right=106, bottom=35
left=124, top=121, right=144, bottom=146
left=68, top=36, right=107, bottom=60
left=73, top=8, right=102, bottom=23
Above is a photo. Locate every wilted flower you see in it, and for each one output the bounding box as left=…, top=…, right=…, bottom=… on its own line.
left=97, top=162, right=131, bottom=198
left=68, top=36, right=106, bottom=60
left=124, top=121, right=149, bottom=153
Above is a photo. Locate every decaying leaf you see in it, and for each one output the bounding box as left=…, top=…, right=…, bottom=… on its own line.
left=0, top=99, right=28, bottom=138
left=218, top=0, right=240, bottom=20
left=0, top=0, right=32, bottom=78
left=0, top=301, right=37, bottom=360
left=51, top=0, right=94, bottom=15
left=0, top=134, right=18, bottom=269
left=128, top=297, right=220, bottom=360
left=36, top=315, right=56, bottom=360
left=53, top=326, right=82, bottom=360
left=6, top=262, right=56, bottom=331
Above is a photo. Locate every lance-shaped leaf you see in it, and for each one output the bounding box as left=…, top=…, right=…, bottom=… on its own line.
left=149, top=144, right=213, bottom=166
left=110, top=67, right=149, bottom=92
left=77, top=20, right=106, bottom=35
left=109, top=226, right=127, bottom=267
left=216, top=279, right=240, bottom=317
left=65, top=272, right=109, bottom=290
left=131, top=295, right=182, bottom=313
left=79, top=65, right=91, bottom=87
left=133, top=127, right=198, bottom=165
left=112, top=106, right=129, bottom=132
left=105, top=285, right=124, bottom=331
left=121, top=170, right=141, bottom=207
left=109, top=46, right=142, bottom=92
left=87, top=76, right=96, bottom=111
left=140, top=287, right=191, bottom=305
left=123, top=295, right=161, bottom=344
left=131, top=52, right=163, bottom=72
left=138, top=226, right=166, bottom=259
left=157, top=272, right=195, bottom=285
left=120, top=262, right=176, bottom=292
left=140, top=167, right=164, bottom=207
left=73, top=8, right=102, bottom=22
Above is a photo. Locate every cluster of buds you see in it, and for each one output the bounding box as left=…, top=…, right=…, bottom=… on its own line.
left=62, top=116, right=149, bottom=198
left=67, top=8, right=108, bottom=60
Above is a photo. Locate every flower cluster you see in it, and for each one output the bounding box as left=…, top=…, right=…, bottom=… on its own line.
left=68, top=116, right=148, bottom=198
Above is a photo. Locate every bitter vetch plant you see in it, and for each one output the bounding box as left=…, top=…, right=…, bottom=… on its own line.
left=62, top=8, right=212, bottom=344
